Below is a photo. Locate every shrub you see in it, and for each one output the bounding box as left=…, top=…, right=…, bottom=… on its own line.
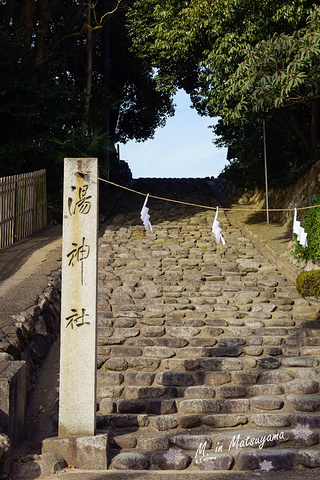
left=293, top=194, right=320, bottom=263
left=296, top=270, right=320, bottom=298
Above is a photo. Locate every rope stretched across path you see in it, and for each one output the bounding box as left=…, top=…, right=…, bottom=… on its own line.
left=78, top=171, right=320, bottom=214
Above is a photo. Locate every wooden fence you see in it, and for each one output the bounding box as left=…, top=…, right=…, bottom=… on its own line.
left=0, top=170, right=47, bottom=249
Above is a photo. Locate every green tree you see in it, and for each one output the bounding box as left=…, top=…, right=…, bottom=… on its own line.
left=127, top=0, right=316, bottom=116
left=223, top=6, right=320, bottom=152
left=127, top=0, right=319, bottom=186
left=0, top=0, right=173, bottom=186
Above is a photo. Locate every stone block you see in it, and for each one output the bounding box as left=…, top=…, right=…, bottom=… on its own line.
left=265, top=347, right=282, bottom=356
left=247, top=384, right=284, bottom=396
left=104, top=358, right=128, bottom=371
left=282, top=357, right=319, bottom=367
left=168, top=327, right=201, bottom=338
left=126, top=357, right=160, bottom=371
left=237, top=448, right=294, bottom=471
left=250, top=414, right=290, bottom=427
left=184, top=386, right=215, bottom=399
left=123, top=386, right=167, bottom=399
left=297, top=368, right=320, bottom=381
left=144, top=346, right=175, bottom=358
left=175, top=347, right=209, bottom=358
left=10, top=452, right=66, bottom=478
left=118, top=399, right=145, bottom=414
left=195, top=371, right=230, bottom=386
left=178, top=415, right=201, bottom=429
left=194, top=452, right=234, bottom=470
left=218, top=337, right=246, bottom=347
left=248, top=336, right=263, bottom=345
left=98, top=399, right=115, bottom=414
left=170, top=435, right=212, bottom=450
left=0, top=361, right=27, bottom=447
left=188, top=338, right=216, bottom=347
left=113, top=318, right=136, bottom=328
left=202, top=414, right=247, bottom=428
left=146, top=399, right=177, bottom=415
left=42, top=434, right=108, bottom=469
left=220, top=399, right=250, bottom=414
left=282, top=347, right=300, bottom=356
left=216, top=385, right=246, bottom=398
left=286, top=380, right=318, bottom=395
left=111, top=452, right=149, bottom=470
left=97, top=386, right=123, bottom=399
left=112, top=434, right=137, bottom=449
left=97, top=372, right=124, bottom=386
left=259, top=371, right=294, bottom=384
left=285, top=337, right=303, bottom=346
left=257, top=357, right=281, bottom=369
left=138, top=436, right=169, bottom=451
left=200, top=357, right=243, bottom=371
left=290, top=413, right=320, bottom=428
left=149, top=416, right=178, bottom=431
left=111, top=346, right=142, bottom=357
left=179, top=399, right=220, bottom=414
left=139, top=318, right=164, bottom=326
left=231, top=371, right=259, bottom=385
left=251, top=395, right=284, bottom=410
left=125, top=372, right=155, bottom=386
left=211, top=347, right=243, bottom=357
left=141, top=326, right=165, bottom=337
left=156, top=371, right=193, bottom=386
left=112, top=328, right=140, bottom=338
left=296, top=450, right=320, bottom=468
left=153, top=338, right=188, bottom=348
left=286, top=394, right=320, bottom=412
left=153, top=448, right=191, bottom=470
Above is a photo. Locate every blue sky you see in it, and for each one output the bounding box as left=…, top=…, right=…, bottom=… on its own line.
left=119, top=90, right=228, bottom=179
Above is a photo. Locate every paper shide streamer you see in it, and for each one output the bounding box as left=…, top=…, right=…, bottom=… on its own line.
left=140, top=194, right=153, bottom=233
left=293, top=208, right=307, bottom=248
left=212, top=207, right=226, bottom=246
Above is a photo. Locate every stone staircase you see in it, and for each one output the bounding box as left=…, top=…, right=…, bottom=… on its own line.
left=95, top=178, right=320, bottom=473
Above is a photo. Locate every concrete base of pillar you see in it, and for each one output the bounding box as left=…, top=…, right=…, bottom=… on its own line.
left=42, top=433, right=109, bottom=470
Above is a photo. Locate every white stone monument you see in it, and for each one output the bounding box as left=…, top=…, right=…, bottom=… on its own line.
left=59, top=158, right=98, bottom=437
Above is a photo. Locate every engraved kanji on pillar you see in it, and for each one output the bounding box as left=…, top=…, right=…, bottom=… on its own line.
left=59, top=158, right=98, bottom=437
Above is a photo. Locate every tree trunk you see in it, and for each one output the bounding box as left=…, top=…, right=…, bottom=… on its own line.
left=311, top=98, right=320, bottom=150
left=286, top=107, right=313, bottom=155
left=81, top=1, right=93, bottom=138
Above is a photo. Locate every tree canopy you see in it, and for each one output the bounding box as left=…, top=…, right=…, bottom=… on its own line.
left=0, top=0, right=173, bottom=191
left=127, top=0, right=320, bottom=187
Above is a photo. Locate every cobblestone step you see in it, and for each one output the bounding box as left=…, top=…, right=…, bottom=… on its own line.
left=96, top=178, right=320, bottom=473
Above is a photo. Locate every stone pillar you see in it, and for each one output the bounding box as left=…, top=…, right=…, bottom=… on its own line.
left=59, top=158, right=98, bottom=437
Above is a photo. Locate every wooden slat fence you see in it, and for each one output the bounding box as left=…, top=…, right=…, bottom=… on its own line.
left=0, top=170, right=47, bottom=249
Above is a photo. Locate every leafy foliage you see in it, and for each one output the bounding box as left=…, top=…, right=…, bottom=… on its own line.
left=224, top=7, right=320, bottom=122
left=128, top=0, right=320, bottom=186
left=0, top=1, right=174, bottom=192
left=296, top=269, right=320, bottom=297
left=293, top=195, right=320, bottom=263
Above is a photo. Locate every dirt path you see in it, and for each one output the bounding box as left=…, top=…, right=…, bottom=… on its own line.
left=13, top=340, right=60, bottom=460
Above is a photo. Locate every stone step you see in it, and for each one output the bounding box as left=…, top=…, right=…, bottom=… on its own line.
left=106, top=438, right=320, bottom=473
left=98, top=392, right=320, bottom=416
left=92, top=178, right=320, bottom=476
left=28, top=470, right=320, bottom=479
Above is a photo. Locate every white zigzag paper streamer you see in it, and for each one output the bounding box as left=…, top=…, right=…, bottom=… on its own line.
left=140, top=194, right=153, bottom=233
left=212, top=207, right=226, bottom=246
left=293, top=208, right=307, bottom=248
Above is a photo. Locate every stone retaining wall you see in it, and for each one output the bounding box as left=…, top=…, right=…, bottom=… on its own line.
left=0, top=270, right=61, bottom=478
left=217, top=157, right=320, bottom=225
